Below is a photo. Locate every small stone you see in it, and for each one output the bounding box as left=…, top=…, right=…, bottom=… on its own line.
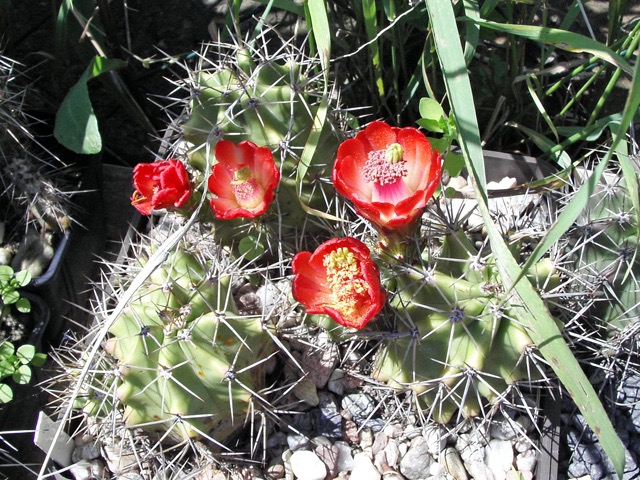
left=342, top=393, right=377, bottom=425
left=314, top=442, right=339, bottom=478
left=287, top=434, right=310, bottom=451
left=383, top=424, right=404, bottom=438
left=384, top=439, right=401, bottom=469
left=484, top=439, right=514, bottom=480
left=442, top=447, right=468, bottom=480
left=349, top=453, right=381, bottom=480
left=515, top=449, right=537, bottom=473
left=422, top=425, right=447, bottom=455
left=465, top=461, right=494, bottom=480
left=456, top=433, right=485, bottom=464
left=102, top=444, right=137, bottom=475
left=301, top=341, right=339, bottom=389
left=373, top=450, right=388, bottom=474
left=589, top=461, right=606, bottom=480
left=576, top=443, right=602, bottom=465
left=328, top=369, right=346, bottom=396
left=334, top=441, right=355, bottom=472
left=117, top=474, right=145, bottom=480
left=360, top=428, right=375, bottom=451
left=372, top=431, right=388, bottom=455
left=567, top=459, right=589, bottom=478
left=343, top=420, right=359, bottom=444
left=289, top=450, right=326, bottom=480
left=489, top=414, right=520, bottom=441
left=514, top=437, right=533, bottom=453
left=313, top=406, right=342, bottom=439
left=282, top=449, right=294, bottom=480
left=267, top=460, right=285, bottom=480
left=362, top=418, right=386, bottom=432
left=69, top=460, right=104, bottom=480
left=293, top=379, right=319, bottom=406
left=399, top=436, right=432, bottom=480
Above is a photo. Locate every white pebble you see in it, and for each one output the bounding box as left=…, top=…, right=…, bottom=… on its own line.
left=484, top=439, right=514, bottom=480
left=290, top=450, right=326, bottom=480
left=349, top=453, right=381, bottom=480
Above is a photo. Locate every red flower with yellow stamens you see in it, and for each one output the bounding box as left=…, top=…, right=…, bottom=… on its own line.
left=208, top=140, right=280, bottom=219
left=292, top=237, right=385, bottom=329
left=332, top=121, right=441, bottom=236
left=131, top=159, right=192, bottom=215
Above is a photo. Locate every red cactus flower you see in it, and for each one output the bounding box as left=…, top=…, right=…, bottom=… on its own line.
left=332, top=121, right=441, bottom=235
left=208, top=140, right=280, bottom=219
left=131, top=159, right=191, bottom=215
left=292, top=237, right=386, bottom=329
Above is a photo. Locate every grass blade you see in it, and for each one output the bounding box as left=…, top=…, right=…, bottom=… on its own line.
left=467, top=17, right=633, bottom=75
left=427, top=1, right=626, bottom=476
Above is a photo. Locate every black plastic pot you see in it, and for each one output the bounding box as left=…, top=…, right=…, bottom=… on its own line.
left=23, top=160, right=106, bottom=344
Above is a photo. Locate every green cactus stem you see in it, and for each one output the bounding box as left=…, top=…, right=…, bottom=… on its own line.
left=83, top=247, right=275, bottom=445
left=373, top=231, right=559, bottom=423
left=180, top=42, right=342, bottom=235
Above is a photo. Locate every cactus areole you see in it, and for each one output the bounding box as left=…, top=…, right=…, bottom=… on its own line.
left=208, top=140, right=280, bottom=219
left=292, top=237, right=386, bottom=329
left=131, top=159, right=192, bottom=215
left=332, top=121, right=442, bottom=239
left=103, top=249, right=274, bottom=445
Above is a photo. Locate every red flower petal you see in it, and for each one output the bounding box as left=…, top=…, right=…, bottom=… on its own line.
left=131, top=159, right=191, bottom=215
left=333, top=121, right=441, bottom=233
left=208, top=140, right=280, bottom=220
left=292, top=237, right=385, bottom=329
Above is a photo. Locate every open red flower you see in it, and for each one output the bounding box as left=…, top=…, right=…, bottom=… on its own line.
left=333, top=121, right=441, bottom=234
left=292, top=237, right=386, bottom=329
left=131, top=159, right=191, bottom=215
left=208, top=140, right=280, bottom=219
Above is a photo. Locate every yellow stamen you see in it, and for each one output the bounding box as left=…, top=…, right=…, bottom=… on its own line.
left=323, top=247, right=368, bottom=319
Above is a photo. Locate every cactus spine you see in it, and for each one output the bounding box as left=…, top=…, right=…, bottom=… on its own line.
left=374, top=224, right=559, bottom=423
left=180, top=38, right=342, bottom=236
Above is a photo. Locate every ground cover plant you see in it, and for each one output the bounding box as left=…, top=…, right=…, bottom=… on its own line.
left=1, top=0, right=639, bottom=479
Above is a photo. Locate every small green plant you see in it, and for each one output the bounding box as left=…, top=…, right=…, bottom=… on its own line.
left=0, top=265, right=46, bottom=403
left=0, top=265, right=31, bottom=315
left=0, top=341, right=47, bottom=403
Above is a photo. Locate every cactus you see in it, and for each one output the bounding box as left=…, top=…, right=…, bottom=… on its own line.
left=567, top=165, right=640, bottom=338
left=0, top=53, right=73, bottom=275
left=179, top=36, right=343, bottom=237
left=70, top=235, right=275, bottom=446
left=373, top=225, right=560, bottom=423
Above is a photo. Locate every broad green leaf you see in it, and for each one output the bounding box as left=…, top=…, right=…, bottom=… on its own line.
left=468, top=18, right=633, bottom=75
left=15, top=297, right=30, bottom=313
left=0, top=265, right=12, bottom=282
left=14, top=269, right=31, bottom=287
left=427, top=1, right=626, bottom=477
left=31, top=353, right=48, bottom=368
left=0, top=342, right=14, bottom=358
left=17, top=344, right=36, bottom=364
left=54, top=56, right=127, bottom=154
left=0, top=359, right=15, bottom=378
left=13, top=364, right=32, bottom=385
left=2, top=290, right=19, bottom=305
left=418, top=97, right=446, bottom=133
left=0, top=383, right=13, bottom=403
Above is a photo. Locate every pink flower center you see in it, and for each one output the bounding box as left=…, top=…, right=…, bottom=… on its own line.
left=362, top=143, right=408, bottom=186
left=232, top=167, right=264, bottom=209
left=323, top=247, right=369, bottom=320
